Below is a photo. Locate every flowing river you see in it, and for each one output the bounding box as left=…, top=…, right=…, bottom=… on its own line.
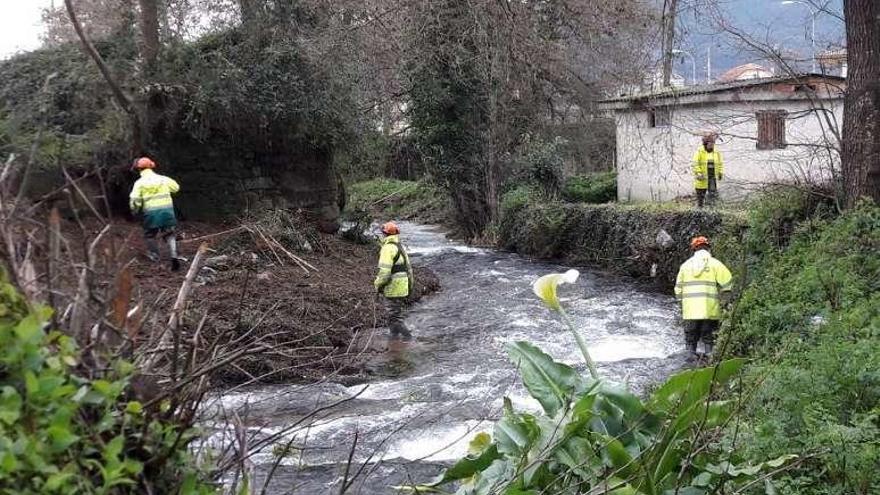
left=201, top=223, right=690, bottom=494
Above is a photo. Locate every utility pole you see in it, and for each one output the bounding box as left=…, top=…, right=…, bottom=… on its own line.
left=782, top=0, right=818, bottom=72
left=661, top=0, right=679, bottom=86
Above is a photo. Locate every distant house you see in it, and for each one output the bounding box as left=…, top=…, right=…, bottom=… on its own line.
left=717, top=63, right=774, bottom=82
left=817, top=49, right=847, bottom=77
left=597, top=74, right=845, bottom=203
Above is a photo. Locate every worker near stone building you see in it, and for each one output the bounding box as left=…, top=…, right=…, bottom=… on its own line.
left=674, top=236, right=732, bottom=357
left=374, top=221, right=414, bottom=340
left=693, top=133, right=724, bottom=207
left=129, top=157, right=183, bottom=271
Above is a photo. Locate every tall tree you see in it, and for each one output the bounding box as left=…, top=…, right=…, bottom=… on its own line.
left=138, top=0, right=160, bottom=73
left=842, top=0, right=880, bottom=207
left=63, top=0, right=140, bottom=145
left=43, top=0, right=135, bottom=46
left=660, top=0, right=679, bottom=86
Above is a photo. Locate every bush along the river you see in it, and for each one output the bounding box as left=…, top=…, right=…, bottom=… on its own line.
left=403, top=270, right=795, bottom=495
left=0, top=275, right=213, bottom=494
left=717, top=200, right=880, bottom=494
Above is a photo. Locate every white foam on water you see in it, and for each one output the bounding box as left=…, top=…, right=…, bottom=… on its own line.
left=589, top=336, right=673, bottom=362
left=501, top=392, right=544, bottom=414
left=383, top=421, right=489, bottom=462
left=510, top=317, right=539, bottom=328
left=631, top=307, right=674, bottom=319
left=407, top=245, right=486, bottom=256
left=448, top=372, right=479, bottom=384
left=345, top=378, right=415, bottom=401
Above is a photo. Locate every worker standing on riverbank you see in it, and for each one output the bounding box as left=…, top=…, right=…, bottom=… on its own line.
left=674, top=236, right=732, bottom=357
left=693, top=133, right=724, bottom=207
left=374, top=221, right=414, bottom=340
left=129, top=157, right=183, bottom=271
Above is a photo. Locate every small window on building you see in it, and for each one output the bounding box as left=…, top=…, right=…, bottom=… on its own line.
left=649, top=107, right=672, bottom=127
left=756, top=110, right=787, bottom=150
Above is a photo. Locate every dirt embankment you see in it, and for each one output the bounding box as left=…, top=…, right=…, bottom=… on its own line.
left=101, top=218, right=439, bottom=385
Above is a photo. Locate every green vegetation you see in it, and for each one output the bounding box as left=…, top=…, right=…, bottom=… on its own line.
left=718, top=200, right=880, bottom=494
left=561, top=172, right=617, bottom=204
left=498, top=186, right=879, bottom=494
left=410, top=277, right=793, bottom=494
left=347, top=178, right=452, bottom=224
left=498, top=188, right=744, bottom=285
left=0, top=276, right=212, bottom=494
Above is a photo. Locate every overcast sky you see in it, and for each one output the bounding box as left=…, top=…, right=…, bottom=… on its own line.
left=0, top=0, right=846, bottom=72
left=0, top=0, right=52, bottom=59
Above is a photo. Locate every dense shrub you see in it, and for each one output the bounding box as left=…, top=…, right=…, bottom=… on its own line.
left=499, top=185, right=545, bottom=217
left=0, top=276, right=212, bottom=494
left=346, top=178, right=452, bottom=224
left=561, top=171, right=617, bottom=204
left=499, top=197, right=740, bottom=285
left=514, top=138, right=565, bottom=198
left=720, top=202, right=880, bottom=495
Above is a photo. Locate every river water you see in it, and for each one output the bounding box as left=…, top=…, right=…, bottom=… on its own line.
left=201, top=223, right=690, bottom=494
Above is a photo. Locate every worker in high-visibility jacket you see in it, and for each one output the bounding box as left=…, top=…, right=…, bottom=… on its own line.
left=693, top=133, right=724, bottom=208
left=674, top=236, right=732, bottom=356
left=129, top=157, right=183, bottom=271
left=374, top=221, right=414, bottom=340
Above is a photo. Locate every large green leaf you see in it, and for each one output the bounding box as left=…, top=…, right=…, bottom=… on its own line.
left=596, top=434, right=637, bottom=480
left=495, top=399, right=540, bottom=457
left=426, top=442, right=502, bottom=487
left=468, top=459, right=516, bottom=495
left=598, top=383, right=645, bottom=420
left=0, top=386, right=22, bottom=425
left=648, top=359, right=745, bottom=416
left=13, top=313, right=44, bottom=345
left=554, top=436, right=597, bottom=479
left=506, top=341, right=585, bottom=417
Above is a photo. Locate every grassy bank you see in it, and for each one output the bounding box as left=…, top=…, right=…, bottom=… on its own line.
left=347, top=178, right=453, bottom=225
left=719, top=201, right=880, bottom=494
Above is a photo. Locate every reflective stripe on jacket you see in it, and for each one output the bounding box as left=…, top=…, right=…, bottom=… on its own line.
left=674, top=250, right=733, bottom=320
left=374, top=235, right=413, bottom=299
left=692, top=145, right=723, bottom=190
left=129, top=169, right=180, bottom=213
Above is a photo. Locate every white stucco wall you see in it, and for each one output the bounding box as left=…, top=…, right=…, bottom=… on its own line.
left=613, top=97, right=843, bottom=202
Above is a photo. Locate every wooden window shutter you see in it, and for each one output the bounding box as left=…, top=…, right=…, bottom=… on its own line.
left=757, top=111, right=768, bottom=149
left=756, top=110, right=787, bottom=149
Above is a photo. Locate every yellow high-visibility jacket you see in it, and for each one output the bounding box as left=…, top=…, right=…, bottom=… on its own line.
left=129, top=169, right=180, bottom=229
left=692, top=145, right=724, bottom=190
left=374, top=235, right=413, bottom=299
left=674, top=250, right=733, bottom=320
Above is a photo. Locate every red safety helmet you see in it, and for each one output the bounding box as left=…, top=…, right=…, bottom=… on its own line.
left=132, top=157, right=156, bottom=170
left=381, top=221, right=400, bottom=235
left=690, top=236, right=710, bottom=250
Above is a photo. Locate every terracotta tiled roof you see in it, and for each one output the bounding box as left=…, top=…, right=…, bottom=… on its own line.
left=717, top=63, right=773, bottom=82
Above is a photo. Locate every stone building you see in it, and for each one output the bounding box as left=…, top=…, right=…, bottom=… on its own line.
left=598, top=74, right=845, bottom=202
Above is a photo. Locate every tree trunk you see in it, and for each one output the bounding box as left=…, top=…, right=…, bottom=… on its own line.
left=660, top=0, right=678, bottom=87
left=64, top=0, right=143, bottom=153
left=842, top=0, right=880, bottom=207
left=138, top=0, right=160, bottom=74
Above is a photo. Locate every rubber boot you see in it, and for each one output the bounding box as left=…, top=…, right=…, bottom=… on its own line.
left=145, top=238, right=161, bottom=262
left=167, top=236, right=181, bottom=271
